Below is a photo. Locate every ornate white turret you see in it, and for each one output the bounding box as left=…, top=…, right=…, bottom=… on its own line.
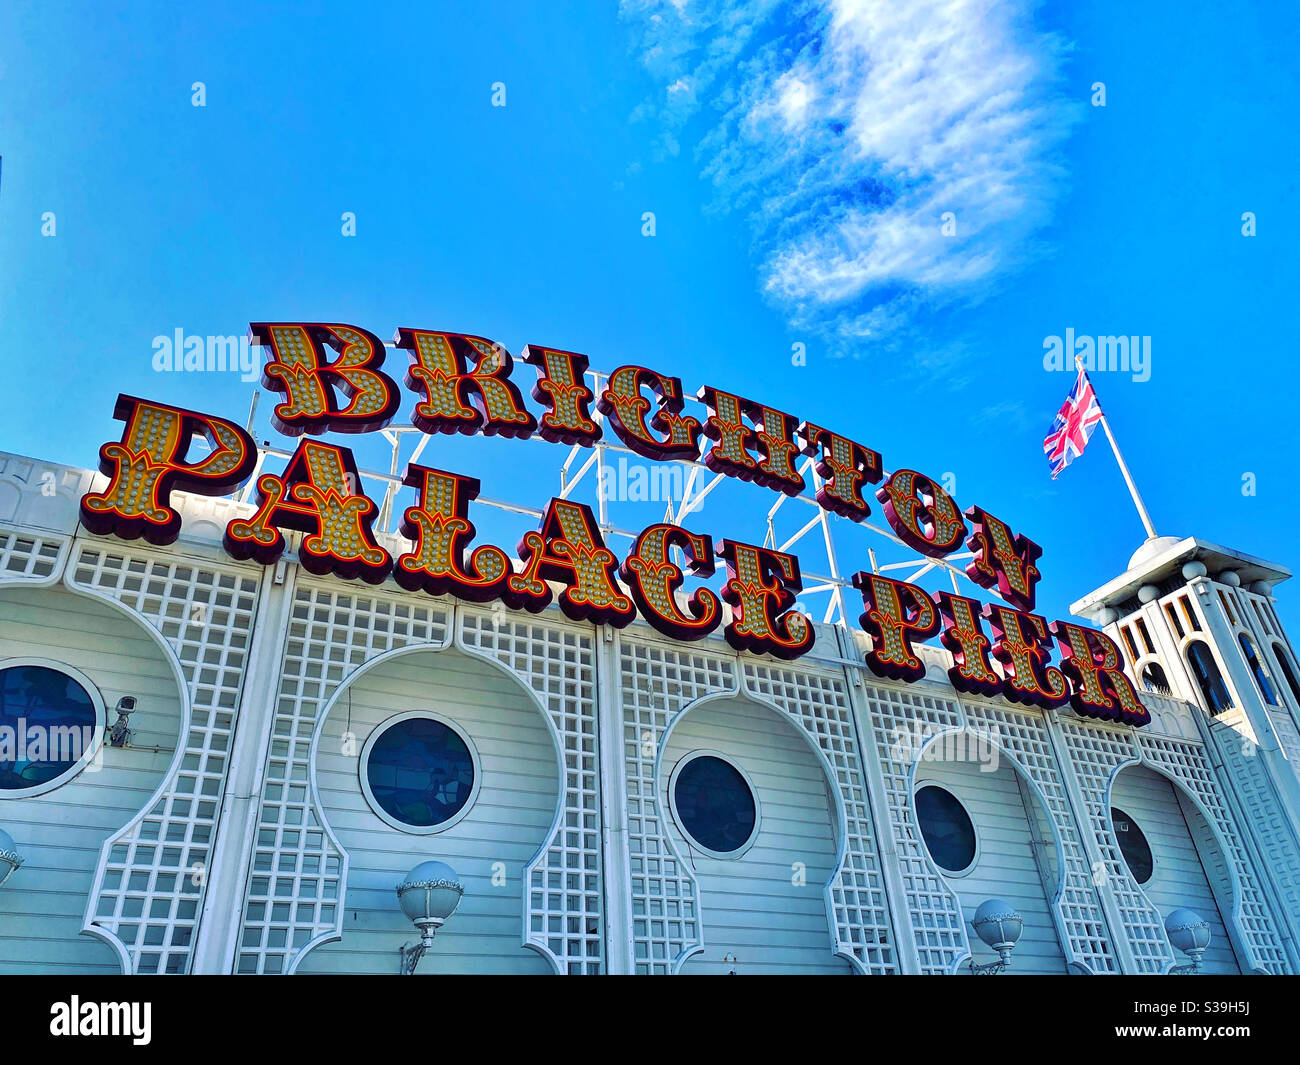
left=1072, top=536, right=1300, bottom=958
left=1071, top=536, right=1297, bottom=734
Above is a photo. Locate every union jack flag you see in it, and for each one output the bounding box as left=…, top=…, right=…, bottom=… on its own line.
left=1043, top=368, right=1103, bottom=479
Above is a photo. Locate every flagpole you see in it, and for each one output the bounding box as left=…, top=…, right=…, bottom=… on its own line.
left=1076, top=356, right=1158, bottom=540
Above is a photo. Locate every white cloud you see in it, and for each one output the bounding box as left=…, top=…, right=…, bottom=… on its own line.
left=621, top=0, right=1077, bottom=350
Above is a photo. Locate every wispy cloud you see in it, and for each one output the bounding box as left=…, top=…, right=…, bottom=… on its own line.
left=621, top=0, right=1078, bottom=353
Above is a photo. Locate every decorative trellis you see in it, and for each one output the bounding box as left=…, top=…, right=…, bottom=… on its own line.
left=1136, top=731, right=1290, bottom=973
left=237, top=578, right=449, bottom=974
left=619, top=640, right=730, bottom=973
left=1213, top=723, right=1300, bottom=937
left=74, top=545, right=260, bottom=974
left=961, top=700, right=1119, bottom=973
left=855, top=683, right=968, bottom=973
left=617, top=638, right=896, bottom=975
left=0, top=529, right=64, bottom=582
left=1054, top=720, right=1173, bottom=973
left=458, top=607, right=603, bottom=975
left=742, top=661, right=895, bottom=973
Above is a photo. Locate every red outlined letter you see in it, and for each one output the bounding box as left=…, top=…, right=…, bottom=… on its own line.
left=521, top=344, right=602, bottom=447
left=224, top=441, right=391, bottom=584
left=394, top=464, right=513, bottom=602
left=394, top=328, right=536, bottom=439
left=696, top=386, right=803, bottom=495
left=619, top=524, right=721, bottom=641
left=877, top=469, right=967, bottom=558
left=1050, top=621, right=1150, bottom=726
left=80, top=395, right=257, bottom=546
left=716, top=540, right=813, bottom=660
left=505, top=499, right=635, bottom=626
left=965, top=505, right=1042, bottom=612
left=798, top=423, right=882, bottom=521
left=933, top=591, right=1002, bottom=698
left=250, top=322, right=400, bottom=436
left=983, top=603, right=1068, bottom=708
left=851, top=573, right=940, bottom=682
left=597, top=366, right=701, bottom=462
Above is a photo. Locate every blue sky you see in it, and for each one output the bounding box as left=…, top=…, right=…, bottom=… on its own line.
left=1, top=0, right=1296, bottom=638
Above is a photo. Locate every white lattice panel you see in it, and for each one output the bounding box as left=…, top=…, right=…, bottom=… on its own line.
left=743, top=661, right=896, bottom=973
left=75, top=545, right=260, bottom=974
left=1055, top=720, right=1172, bottom=973
left=1212, top=722, right=1300, bottom=941
left=459, top=609, right=603, bottom=974
left=1266, top=707, right=1300, bottom=776
left=237, top=581, right=449, bottom=974
left=0, top=530, right=65, bottom=581
left=1137, top=732, right=1291, bottom=973
left=961, top=701, right=1119, bottom=973
left=857, top=683, right=967, bottom=972
left=620, top=641, right=731, bottom=973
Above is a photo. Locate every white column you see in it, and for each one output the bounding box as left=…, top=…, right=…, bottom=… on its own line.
left=189, top=565, right=298, bottom=973
left=834, top=626, right=922, bottom=974
left=595, top=628, right=634, bottom=973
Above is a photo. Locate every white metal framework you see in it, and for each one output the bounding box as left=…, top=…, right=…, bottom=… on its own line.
left=234, top=370, right=1007, bottom=627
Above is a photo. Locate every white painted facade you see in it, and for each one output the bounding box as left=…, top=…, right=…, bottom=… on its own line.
left=1, top=450, right=1299, bottom=975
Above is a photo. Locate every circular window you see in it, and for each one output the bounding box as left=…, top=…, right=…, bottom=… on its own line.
left=1111, top=807, right=1154, bottom=885
left=669, top=752, right=760, bottom=859
left=360, top=713, right=480, bottom=833
left=0, top=661, right=104, bottom=796
left=915, top=784, right=978, bottom=874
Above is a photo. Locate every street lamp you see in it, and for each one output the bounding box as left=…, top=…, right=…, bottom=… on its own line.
left=969, top=899, right=1023, bottom=974
left=1165, top=908, right=1211, bottom=974
left=0, top=827, right=24, bottom=889
left=396, top=860, right=464, bottom=975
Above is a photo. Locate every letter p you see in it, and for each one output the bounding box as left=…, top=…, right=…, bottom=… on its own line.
left=80, top=394, right=258, bottom=545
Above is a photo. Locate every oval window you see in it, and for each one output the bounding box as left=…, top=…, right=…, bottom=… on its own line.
left=361, top=714, right=478, bottom=832
left=671, top=753, right=759, bottom=858
left=915, top=784, right=977, bottom=874
left=1111, top=806, right=1154, bottom=885
left=0, top=664, right=101, bottom=794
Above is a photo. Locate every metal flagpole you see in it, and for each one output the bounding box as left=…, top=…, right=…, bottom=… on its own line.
left=1076, top=356, right=1158, bottom=540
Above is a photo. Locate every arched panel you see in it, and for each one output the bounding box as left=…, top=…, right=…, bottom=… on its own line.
left=298, top=645, right=560, bottom=974
left=1110, top=764, right=1240, bottom=974
left=659, top=694, right=851, bottom=976
left=0, top=582, right=185, bottom=973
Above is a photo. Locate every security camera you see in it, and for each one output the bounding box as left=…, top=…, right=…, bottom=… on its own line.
left=109, top=697, right=137, bottom=747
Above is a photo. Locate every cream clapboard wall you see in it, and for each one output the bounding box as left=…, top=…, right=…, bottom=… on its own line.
left=1110, top=765, right=1241, bottom=974
left=0, top=584, right=182, bottom=973
left=297, top=646, right=560, bottom=974
left=915, top=756, right=1069, bottom=974
left=658, top=696, right=851, bottom=975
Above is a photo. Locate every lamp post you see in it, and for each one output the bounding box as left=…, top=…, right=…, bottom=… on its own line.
left=0, top=828, right=24, bottom=889
left=969, top=899, right=1023, bottom=974
left=1165, top=909, right=1211, bottom=974
left=396, top=860, right=464, bottom=975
